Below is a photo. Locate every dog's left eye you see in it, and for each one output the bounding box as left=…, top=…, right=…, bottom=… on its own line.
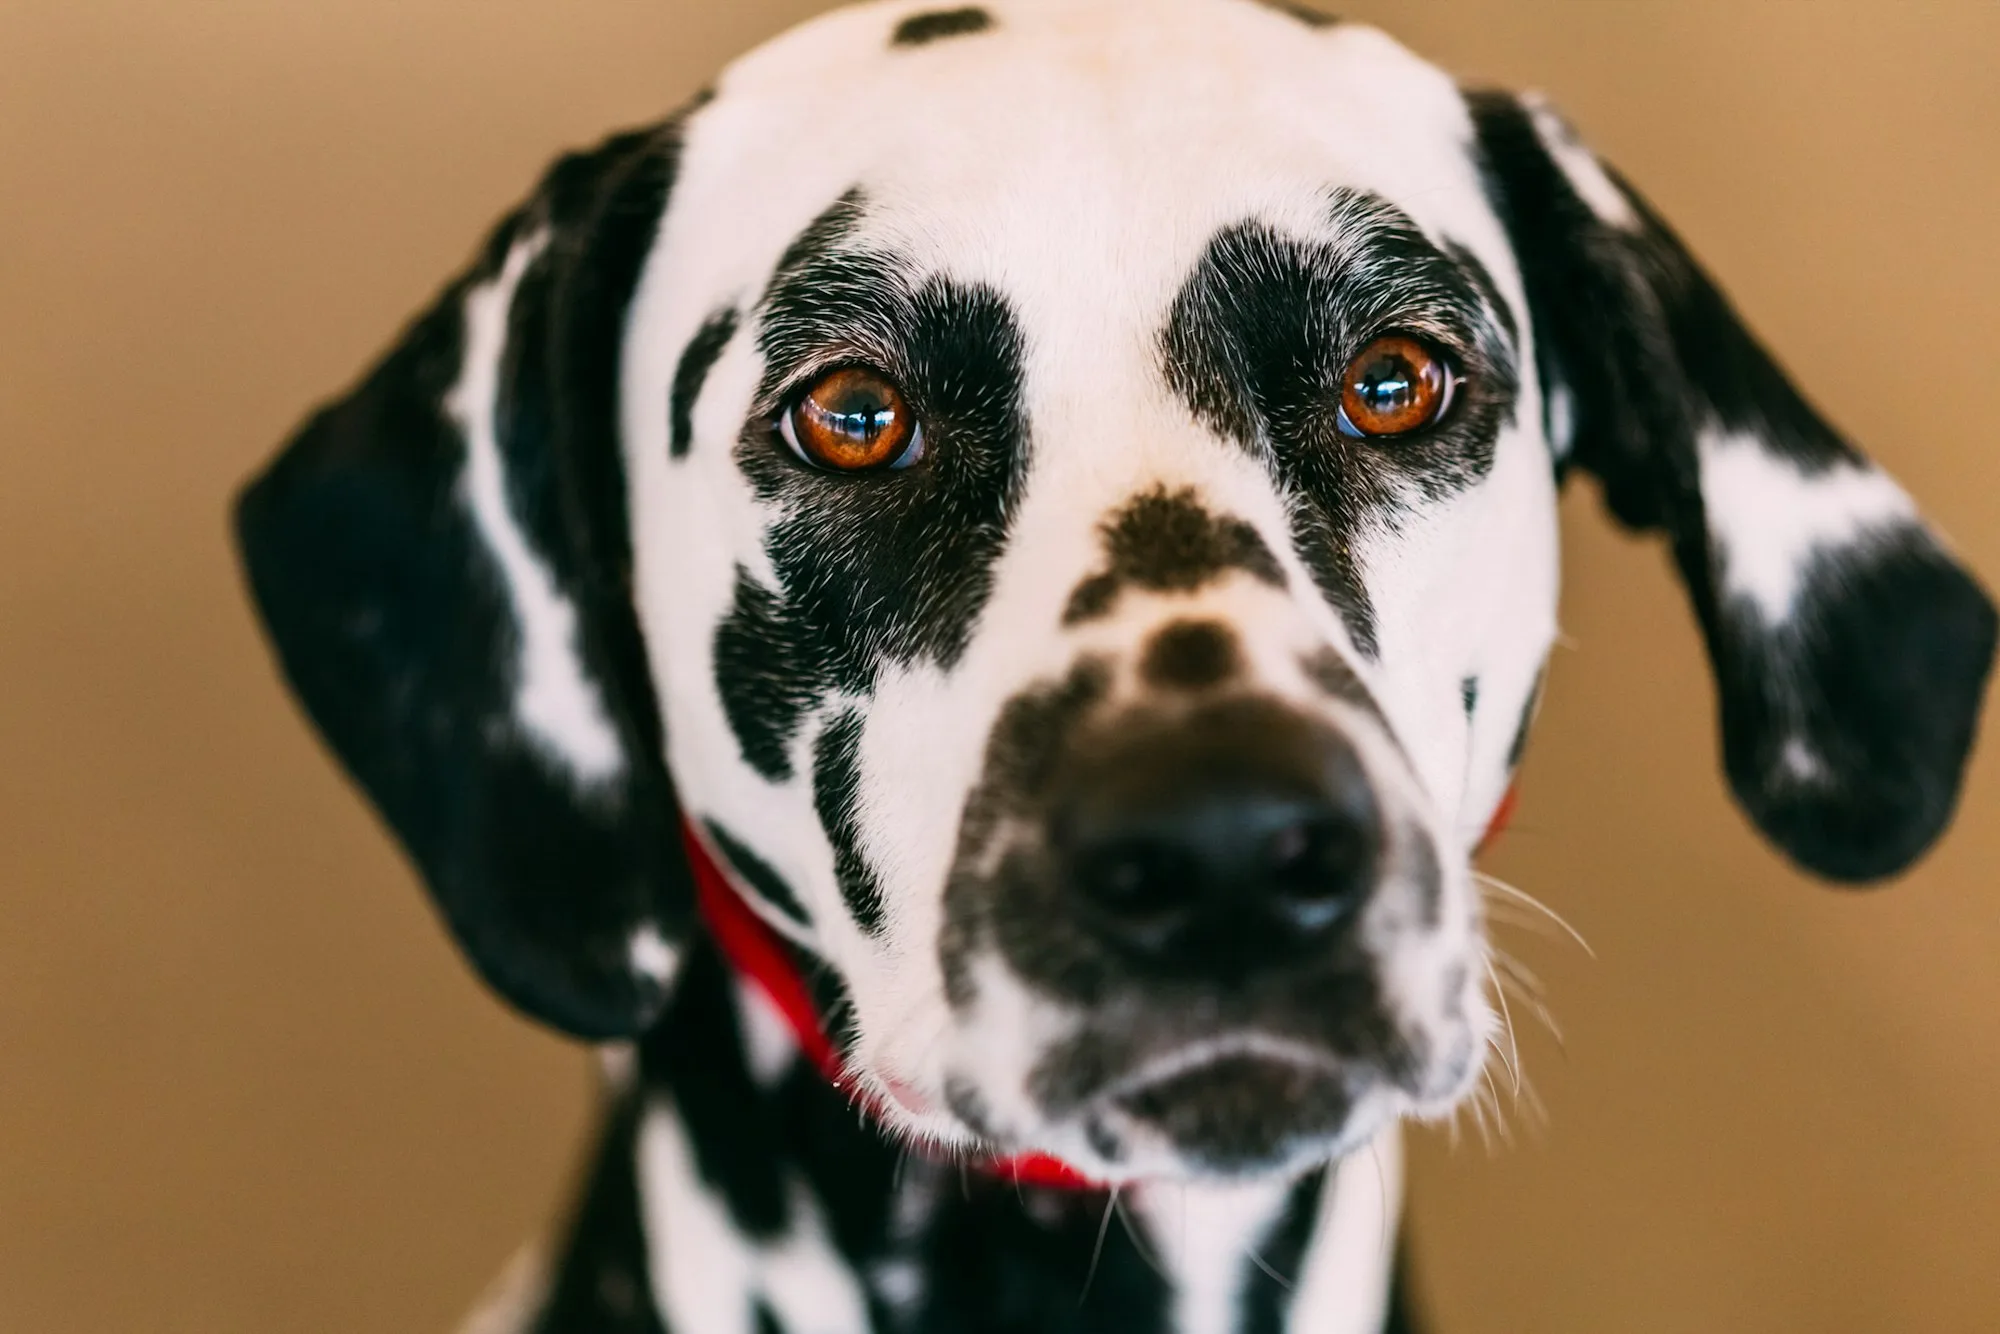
left=1337, top=335, right=1458, bottom=438
left=779, top=368, right=925, bottom=472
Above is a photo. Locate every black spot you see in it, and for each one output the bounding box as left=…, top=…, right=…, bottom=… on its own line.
left=1248, top=0, right=1340, bottom=26
left=813, top=711, right=887, bottom=936
left=713, top=192, right=1030, bottom=781
left=1404, top=822, right=1443, bottom=929
left=1712, top=533, right=1996, bottom=881
left=1241, top=1169, right=1328, bottom=1334
left=1460, top=676, right=1479, bottom=718
left=1063, top=487, right=1285, bottom=624
left=1160, top=190, right=1522, bottom=659
left=704, top=819, right=811, bottom=926
left=910, top=1162, right=1168, bottom=1330
left=669, top=305, right=738, bottom=458
left=1505, top=666, right=1543, bottom=771
left=942, top=1075, right=997, bottom=1137
left=754, top=1304, right=785, bottom=1334
left=1140, top=619, right=1241, bottom=691
left=891, top=5, right=994, bottom=45
left=1300, top=647, right=1384, bottom=725
left=714, top=569, right=830, bottom=782
left=649, top=945, right=792, bottom=1239
left=1468, top=89, right=1995, bottom=881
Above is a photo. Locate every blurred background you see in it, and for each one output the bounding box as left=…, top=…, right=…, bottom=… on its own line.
left=4, top=1, right=1996, bottom=1330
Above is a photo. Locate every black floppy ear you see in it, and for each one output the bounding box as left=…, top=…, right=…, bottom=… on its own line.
left=1469, top=90, right=1995, bottom=883
left=235, top=118, right=696, bottom=1037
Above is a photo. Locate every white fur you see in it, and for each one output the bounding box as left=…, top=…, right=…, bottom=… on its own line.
left=639, top=1101, right=761, bottom=1334
left=1523, top=93, right=1640, bottom=231
left=628, top=924, right=678, bottom=988
left=735, top=976, right=800, bottom=1087
left=448, top=230, right=627, bottom=785
left=1286, top=1131, right=1405, bottom=1334
left=605, top=2, right=1579, bottom=1326
left=1698, top=428, right=1915, bottom=624
left=638, top=1099, right=872, bottom=1333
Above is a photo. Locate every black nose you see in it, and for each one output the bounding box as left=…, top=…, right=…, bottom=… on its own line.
left=1050, top=699, right=1380, bottom=975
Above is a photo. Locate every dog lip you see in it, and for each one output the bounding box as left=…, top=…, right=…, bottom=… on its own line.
left=1094, top=1031, right=1348, bottom=1106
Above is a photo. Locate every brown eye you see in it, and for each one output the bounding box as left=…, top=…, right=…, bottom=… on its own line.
left=780, top=367, right=922, bottom=472
left=1338, top=335, right=1455, bottom=438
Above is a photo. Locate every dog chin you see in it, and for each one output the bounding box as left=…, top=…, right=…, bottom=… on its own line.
left=1036, top=1046, right=1412, bottom=1182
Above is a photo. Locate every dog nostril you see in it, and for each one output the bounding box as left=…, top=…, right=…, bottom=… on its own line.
left=1263, top=816, right=1374, bottom=927
left=1073, top=839, right=1201, bottom=925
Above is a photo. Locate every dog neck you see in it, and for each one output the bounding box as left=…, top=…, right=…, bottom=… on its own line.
left=506, top=913, right=1413, bottom=1332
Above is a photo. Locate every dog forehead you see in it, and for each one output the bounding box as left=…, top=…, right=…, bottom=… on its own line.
left=661, top=0, right=1511, bottom=329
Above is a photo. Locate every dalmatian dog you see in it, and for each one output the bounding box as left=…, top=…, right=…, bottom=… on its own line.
left=235, top=1, right=1995, bottom=1330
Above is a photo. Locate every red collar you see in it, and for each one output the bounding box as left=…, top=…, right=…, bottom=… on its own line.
left=682, top=785, right=1518, bottom=1195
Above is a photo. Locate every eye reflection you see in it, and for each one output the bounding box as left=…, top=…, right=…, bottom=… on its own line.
left=781, top=367, right=924, bottom=472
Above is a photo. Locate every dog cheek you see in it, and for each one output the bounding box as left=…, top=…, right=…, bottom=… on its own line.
left=1364, top=837, right=1489, bottom=1097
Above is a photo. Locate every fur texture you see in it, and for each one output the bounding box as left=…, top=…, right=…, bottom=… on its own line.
left=238, top=2, right=1992, bottom=1329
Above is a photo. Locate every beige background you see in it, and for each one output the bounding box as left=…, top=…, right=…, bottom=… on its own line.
left=4, top=2, right=1996, bottom=1330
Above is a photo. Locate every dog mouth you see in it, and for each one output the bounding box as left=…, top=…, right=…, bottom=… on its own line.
left=1055, top=1034, right=1371, bottom=1175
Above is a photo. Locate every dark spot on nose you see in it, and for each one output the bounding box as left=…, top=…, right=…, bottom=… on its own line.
left=891, top=6, right=994, bottom=46
left=1141, top=620, right=1241, bottom=691
left=1064, top=487, right=1285, bottom=625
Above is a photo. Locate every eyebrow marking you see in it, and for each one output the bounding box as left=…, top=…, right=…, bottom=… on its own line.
left=669, top=306, right=738, bottom=459
left=891, top=6, right=995, bottom=46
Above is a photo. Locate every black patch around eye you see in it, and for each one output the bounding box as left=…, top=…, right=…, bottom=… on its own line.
left=1140, top=620, right=1241, bottom=691
left=891, top=6, right=995, bottom=46
left=713, top=192, right=1030, bottom=780
left=1160, top=190, right=1520, bottom=660
left=703, top=819, right=811, bottom=927
left=754, top=1304, right=784, bottom=1334
left=669, top=306, right=739, bottom=459
left=813, top=711, right=888, bottom=937
left=1249, top=0, right=1341, bottom=26
left=1063, top=487, right=1285, bottom=625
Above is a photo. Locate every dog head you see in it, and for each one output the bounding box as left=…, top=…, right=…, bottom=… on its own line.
left=237, top=0, right=1994, bottom=1182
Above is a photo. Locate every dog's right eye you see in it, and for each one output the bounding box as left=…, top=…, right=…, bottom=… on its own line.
left=779, top=368, right=925, bottom=472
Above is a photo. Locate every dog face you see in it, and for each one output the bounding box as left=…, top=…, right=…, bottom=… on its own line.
left=237, top=0, right=1994, bottom=1182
